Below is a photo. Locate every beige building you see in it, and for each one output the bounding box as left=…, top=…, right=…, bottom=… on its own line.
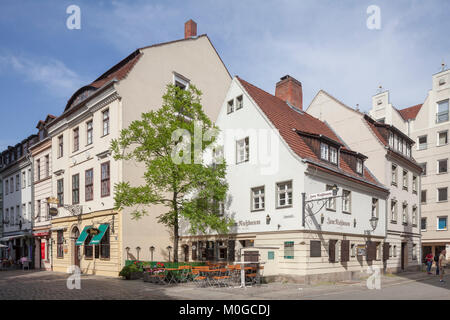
left=307, top=91, right=422, bottom=273
left=45, top=20, right=231, bottom=276
left=30, top=115, right=56, bottom=270
left=368, top=68, right=450, bottom=260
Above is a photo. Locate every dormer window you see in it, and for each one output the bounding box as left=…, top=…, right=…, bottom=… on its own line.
left=389, top=132, right=394, bottom=148
left=320, top=143, right=338, bottom=165
left=329, top=147, right=337, bottom=164
left=356, top=159, right=363, bottom=174
left=320, top=143, right=329, bottom=161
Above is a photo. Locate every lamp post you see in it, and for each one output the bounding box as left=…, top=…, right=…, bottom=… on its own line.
left=149, top=246, right=155, bottom=261
left=167, top=246, right=172, bottom=262
left=136, top=246, right=141, bottom=260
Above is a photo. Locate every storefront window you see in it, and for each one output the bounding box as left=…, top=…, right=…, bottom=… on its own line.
left=100, top=226, right=110, bottom=259
left=57, top=231, right=64, bottom=258
left=85, top=234, right=93, bottom=258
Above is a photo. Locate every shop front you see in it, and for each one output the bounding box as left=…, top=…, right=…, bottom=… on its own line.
left=0, top=233, right=33, bottom=266
left=33, top=230, right=52, bottom=270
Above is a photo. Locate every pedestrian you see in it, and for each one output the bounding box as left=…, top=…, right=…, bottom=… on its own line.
left=425, top=252, right=434, bottom=274
left=435, top=253, right=440, bottom=275
left=439, top=250, right=447, bottom=283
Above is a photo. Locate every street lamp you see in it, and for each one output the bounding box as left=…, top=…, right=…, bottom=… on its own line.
left=167, top=246, right=172, bottom=262
left=149, top=246, right=155, bottom=261
left=136, top=246, right=141, bottom=260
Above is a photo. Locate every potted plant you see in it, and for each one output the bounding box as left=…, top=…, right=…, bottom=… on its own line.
left=119, top=262, right=143, bottom=280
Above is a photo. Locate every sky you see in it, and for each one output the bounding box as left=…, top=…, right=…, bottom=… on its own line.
left=0, top=0, right=449, bottom=150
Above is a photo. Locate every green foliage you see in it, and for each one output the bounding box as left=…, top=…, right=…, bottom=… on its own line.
left=111, top=84, right=233, bottom=261
left=119, top=263, right=140, bottom=278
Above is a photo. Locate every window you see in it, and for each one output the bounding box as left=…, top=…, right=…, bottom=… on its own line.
left=10, top=178, right=13, bottom=193
left=85, top=169, right=93, bottom=201
left=276, top=181, right=292, bottom=208
left=84, top=233, right=93, bottom=258
left=437, top=100, right=449, bottom=123
left=236, top=137, right=249, bottom=164
left=391, top=200, right=397, bottom=222
left=325, top=185, right=336, bottom=211
left=16, top=205, right=19, bottom=225
left=100, top=225, right=110, bottom=259
left=372, top=198, right=379, bottom=218
left=438, top=159, right=448, bottom=174
left=57, top=179, right=64, bottom=207
left=10, top=207, right=14, bottom=225
left=101, top=162, right=110, bottom=197
left=58, top=135, right=63, bottom=158
left=284, top=241, right=294, bottom=259
left=28, top=169, right=31, bottom=186
left=421, top=217, right=427, bottom=231
left=420, top=163, right=427, bottom=176
left=227, top=99, right=234, bottom=114
left=320, top=143, right=329, bottom=161
left=421, top=190, right=427, bottom=203
left=412, top=175, right=418, bottom=193
left=356, top=159, right=363, bottom=174
left=342, top=190, right=351, bottom=213
left=15, top=174, right=19, bottom=191
left=5, top=209, right=8, bottom=225
left=86, top=120, right=93, bottom=145
left=412, top=206, right=418, bottom=226
left=36, top=159, right=41, bottom=181
left=391, top=164, right=398, bottom=185
left=57, top=230, right=64, bottom=258
left=251, top=186, right=265, bottom=211
left=36, top=200, right=41, bottom=222
left=22, top=171, right=26, bottom=188
left=236, top=95, right=243, bottom=110
left=4, top=179, right=8, bottom=195
left=438, top=187, right=448, bottom=202
left=102, top=109, right=110, bottom=136
left=45, top=155, right=50, bottom=178
left=174, top=73, right=189, bottom=90
left=22, top=204, right=26, bottom=222
left=389, top=132, right=394, bottom=148
left=402, top=203, right=408, bottom=225
left=418, top=135, right=427, bottom=150
left=438, top=216, right=448, bottom=231
left=402, top=170, right=408, bottom=190
left=72, top=174, right=79, bottom=204
left=329, top=147, right=338, bottom=164
left=438, top=131, right=448, bottom=146
left=73, top=127, right=79, bottom=152
left=268, top=251, right=275, bottom=260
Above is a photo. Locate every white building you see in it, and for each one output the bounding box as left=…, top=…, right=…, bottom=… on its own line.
left=181, top=75, right=390, bottom=284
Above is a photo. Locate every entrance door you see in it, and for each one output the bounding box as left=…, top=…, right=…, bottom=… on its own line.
left=401, top=243, right=407, bottom=270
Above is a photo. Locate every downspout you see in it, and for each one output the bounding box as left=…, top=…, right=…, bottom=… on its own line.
left=27, top=152, right=35, bottom=265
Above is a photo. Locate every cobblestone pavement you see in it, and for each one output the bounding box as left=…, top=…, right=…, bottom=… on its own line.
left=1, top=269, right=450, bottom=300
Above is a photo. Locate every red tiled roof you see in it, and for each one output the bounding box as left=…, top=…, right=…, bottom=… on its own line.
left=236, top=77, right=385, bottom=190
left=396, top=104, right=422, bottom=121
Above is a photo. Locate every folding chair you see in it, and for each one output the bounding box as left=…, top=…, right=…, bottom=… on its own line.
left=192, top=269, right=207, bottom=287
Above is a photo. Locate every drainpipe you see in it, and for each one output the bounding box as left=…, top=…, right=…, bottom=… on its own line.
left=27, top=152, right=34, bottom=264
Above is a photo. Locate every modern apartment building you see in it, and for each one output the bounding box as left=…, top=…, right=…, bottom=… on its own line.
left=368, top=67, right=450, bottom=260
left=0, top=135, right=38, bottom=263
left=307, top=90, right=422, bottom=272
left=45, top=20, right=231, bottom=276
left=181, top=76, right=390, bottom=284
left=30, top=115, right=56, bottom=270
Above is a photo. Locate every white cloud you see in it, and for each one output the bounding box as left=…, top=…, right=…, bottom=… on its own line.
left=0, top=54, right=86, bottom=98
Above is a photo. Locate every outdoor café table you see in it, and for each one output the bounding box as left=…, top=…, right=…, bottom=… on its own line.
left=233, top=261, right=265, bottom=288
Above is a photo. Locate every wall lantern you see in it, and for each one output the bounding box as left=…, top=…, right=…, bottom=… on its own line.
left=136, top=247, right=141, bottom=260
left=353, top=218, right=357, bottom=228
left=320, top=213, right=325, bottom=225
left=167, top=246, right=173, bottom=262
left=369, top=216, right=379, bottom=231
left=331, top=184, right=339, bottom=196
left=266, top=214, right=271, bottom=225
left=149, top=246, right=155, bottom=261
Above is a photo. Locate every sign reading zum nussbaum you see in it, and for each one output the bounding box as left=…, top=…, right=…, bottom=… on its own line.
left=307, top=190, right=334, bottom=201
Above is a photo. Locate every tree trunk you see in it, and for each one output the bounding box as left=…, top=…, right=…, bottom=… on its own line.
left=173, top=193, right=179, bottom=262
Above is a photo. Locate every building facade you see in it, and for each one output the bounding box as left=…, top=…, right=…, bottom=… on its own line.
left=44, top=20, right=231, bottom=276
left=0, top=135, right=38, bottom=264
left=180, top=76, right=390, bottom=284
left=30, top=115, right=56, bottom=270
left=307, top=90, right=422, bottom=272
left=368, top=68, right=450, bottom=261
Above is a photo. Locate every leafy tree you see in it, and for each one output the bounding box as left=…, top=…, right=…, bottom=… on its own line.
left=111, top=84, right=231, bottom=262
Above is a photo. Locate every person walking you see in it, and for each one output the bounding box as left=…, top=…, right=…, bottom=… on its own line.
left=439, top=250, right=447, bottom=283
left=434, top=253, right=440, bottom=275
left=425, top=252, right=434, bottom=274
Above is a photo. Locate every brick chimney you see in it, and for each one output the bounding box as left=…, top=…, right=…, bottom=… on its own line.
left=275, top=75, right=303, bottom=110
left=184, top=19, right=197, bottom=39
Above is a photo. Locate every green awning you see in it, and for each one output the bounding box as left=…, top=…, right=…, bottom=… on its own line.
left=89, top=224, right=109, bottom=245
left=75, top=226, right=92, bottom=245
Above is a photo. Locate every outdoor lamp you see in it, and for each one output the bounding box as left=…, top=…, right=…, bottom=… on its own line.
left=320, top=213, right=325, bottom=224
left=353, top=218, right=357, bottom=228
left=136, top=246, right=141, bottom=260
left=149, top=246, right=155, bottom=261
left=332, top=184, right=339, bottom=196
left=266, top=214, right=271, bottom=225
left=167, top=246, right=172, bottom=261
left=369, top=216, right=379, bottom=231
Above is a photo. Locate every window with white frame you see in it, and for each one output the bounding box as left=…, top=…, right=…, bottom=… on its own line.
left=276, top=181, right=292, bottom=208
left=58, top=135, right=63, bottom=158
left=418, top=135, right=427, bottom=150
left=329, top=147, right=338, bottom=164
left=420, top=162, right=427, bottom=176
left=437, top=216, right=448, bottom=231
left=438, top=187, right=448, bottom=202
left=402, top=170, right=408, bottom=190
left=438, top=159, right=448, bottom=174
left=251, top=186, right=265, bottom=211
left=391, top=200, right=397, bottom=222
left=102, top=109, right=110, bottom=136
left=320, top=143, right=329, bottom=161
left=412, top=175, right=418, bottom=193
left=326, top=185, right=336, bottom=210
left=402, top=203, right=408, bottom=225
left=236, top=95, right=243, bottom=110
left=372, top=198, right=379, bottom=218
left=22, top=171, right=26, bottom=188
left=342, top=190, right=351, bottom=213
left=227, top=99, right=234, bottom=114
left=438, top=131, right=448, bottom=146
left=391, top=164, right=398, bottom=185
left=356, top=158, right=363, bottom=174
left=236, top=137, right=249, bottom=164
left=15, top=174, right=19, bottom=191
left=173, top=73, right=189, bottom=90
left=389, top=132, right=394, bottom=148
left=437, top=99, right=449, bottom=123
left=86, top=120, right=93, bottom=145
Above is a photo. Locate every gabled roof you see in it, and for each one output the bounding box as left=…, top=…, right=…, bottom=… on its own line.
left=396, top=104, right=423, bottom=121
left=236, top=77, right=386, bottom=191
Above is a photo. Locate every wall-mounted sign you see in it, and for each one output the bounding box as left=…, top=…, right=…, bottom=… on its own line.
left=233, top=220, right=261, bottom=227
left=49, top=207, right=58, bottom=216
left=87, top=228, right=100, bottom=236
left=326, top=218, right=351, bottom=227
left=307, top=190, right=334, bottom=201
